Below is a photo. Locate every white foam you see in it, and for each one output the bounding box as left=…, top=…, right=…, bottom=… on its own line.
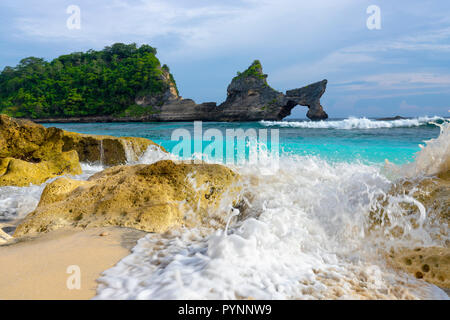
left=261, top=116, right=445, bottom=130
left=398, top=121, right=449, bottom=177
left=137, top=144, right=178, bottom=164
left=96, top=152, right=449, bottom=300
left=0, top=184, right=45, bottom=221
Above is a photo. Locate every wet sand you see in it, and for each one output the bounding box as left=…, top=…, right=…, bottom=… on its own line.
left=0, top=227, right=145, bottom=300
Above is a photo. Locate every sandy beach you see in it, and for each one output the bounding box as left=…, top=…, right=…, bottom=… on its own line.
left=0, top=227, right=146, bottom=300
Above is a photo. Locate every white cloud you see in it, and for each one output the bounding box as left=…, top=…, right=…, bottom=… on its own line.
left=270, top=50, right=376, bottom=86
left=335, top=72, right=450, bottom=91
left=270, top=21, right=450, bottom=87
left=341, top=26, right=450, bottom=54
left=399, top=100, right=419, bottom=111
left=11, top=0, right=359, bottom=58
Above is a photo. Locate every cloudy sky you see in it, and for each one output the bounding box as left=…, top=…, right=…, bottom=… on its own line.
left=1, top=0, right=449, bottom=118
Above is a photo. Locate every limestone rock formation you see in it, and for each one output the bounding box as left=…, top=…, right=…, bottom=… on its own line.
left=374, top=172, right=450, bottom=227
left=0, top=152, right=81, bottom=187
left=284, top=81, right=328, bottom=121
left=136, top=67, right=180, bottom=105
left=152, top=60, right=329, bottom=121
left=218, top=61, right=328, bottom=121
left=14, top=160, right=242, bottom=236
left=0, top=115, right=165, bottom=186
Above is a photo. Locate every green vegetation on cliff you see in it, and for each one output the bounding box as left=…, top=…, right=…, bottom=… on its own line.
left=234, top=60, right=266, bottom=81
left=0, top=43, right=178, bottom=118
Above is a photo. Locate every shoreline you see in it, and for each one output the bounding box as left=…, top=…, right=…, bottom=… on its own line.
left=0, top=227, right=146, bottom=300
left=21, top=115, right=447, bottom=124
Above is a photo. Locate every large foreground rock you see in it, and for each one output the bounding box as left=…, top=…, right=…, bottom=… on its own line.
left=0, top=115, right=165, bottom=186
left=14, top=160, right=241, bottom=236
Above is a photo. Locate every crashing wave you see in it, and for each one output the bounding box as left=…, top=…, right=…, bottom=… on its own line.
left=95, top=124, right=450, bottom=300
left=261, top=116, right=446, bottom=130
left=399, top=121, right=449, bottom=178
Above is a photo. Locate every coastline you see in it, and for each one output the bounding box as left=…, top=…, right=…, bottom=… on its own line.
left=24, top=115, right=445, bottom=124
left=25, top=116, right=272, bottom=123
left=0, top=227, right=146, bottom=300
left=28, top=116, right=154, bottom=123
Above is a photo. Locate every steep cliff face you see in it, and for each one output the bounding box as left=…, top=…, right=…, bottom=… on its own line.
left=141, top=60, right=328, bottom=121
left=134, top=67, right=180, bottom=109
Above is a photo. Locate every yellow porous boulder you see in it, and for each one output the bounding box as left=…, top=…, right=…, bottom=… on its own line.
left=0, top=151, right=81, bottom=187
left=388, top=247, right=450, bottom=288
left=14, top=160, right=242, bottom=236
left=0, top=115, right=82, bottom=186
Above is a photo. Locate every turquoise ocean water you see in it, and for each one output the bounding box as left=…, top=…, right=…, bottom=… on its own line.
left=43, top=117, right=445, bottom=165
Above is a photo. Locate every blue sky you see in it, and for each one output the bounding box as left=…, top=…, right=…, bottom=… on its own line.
left=1, top=0, right=449, bottom=118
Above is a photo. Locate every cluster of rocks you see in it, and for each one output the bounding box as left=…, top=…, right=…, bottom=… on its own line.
left=132, top=60, right=329, bottom=121
left=0, top=115, right=241, bottom=239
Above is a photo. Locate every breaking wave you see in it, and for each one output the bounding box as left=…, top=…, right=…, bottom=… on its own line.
left=396, top=121, right=450, bottom=178
left=261, top=116, right=446, bottom=130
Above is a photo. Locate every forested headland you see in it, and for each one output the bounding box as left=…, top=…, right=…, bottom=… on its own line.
left=0, top=43, right=178, bottom=118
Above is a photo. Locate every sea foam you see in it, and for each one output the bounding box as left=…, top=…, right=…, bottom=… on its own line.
left=401, top=121, right=450, bottom=177
left=261, top=116, right=445, bottom=130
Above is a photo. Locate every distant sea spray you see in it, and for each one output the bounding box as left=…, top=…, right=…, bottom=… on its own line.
left=261, top=116, right=446, bottom=130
